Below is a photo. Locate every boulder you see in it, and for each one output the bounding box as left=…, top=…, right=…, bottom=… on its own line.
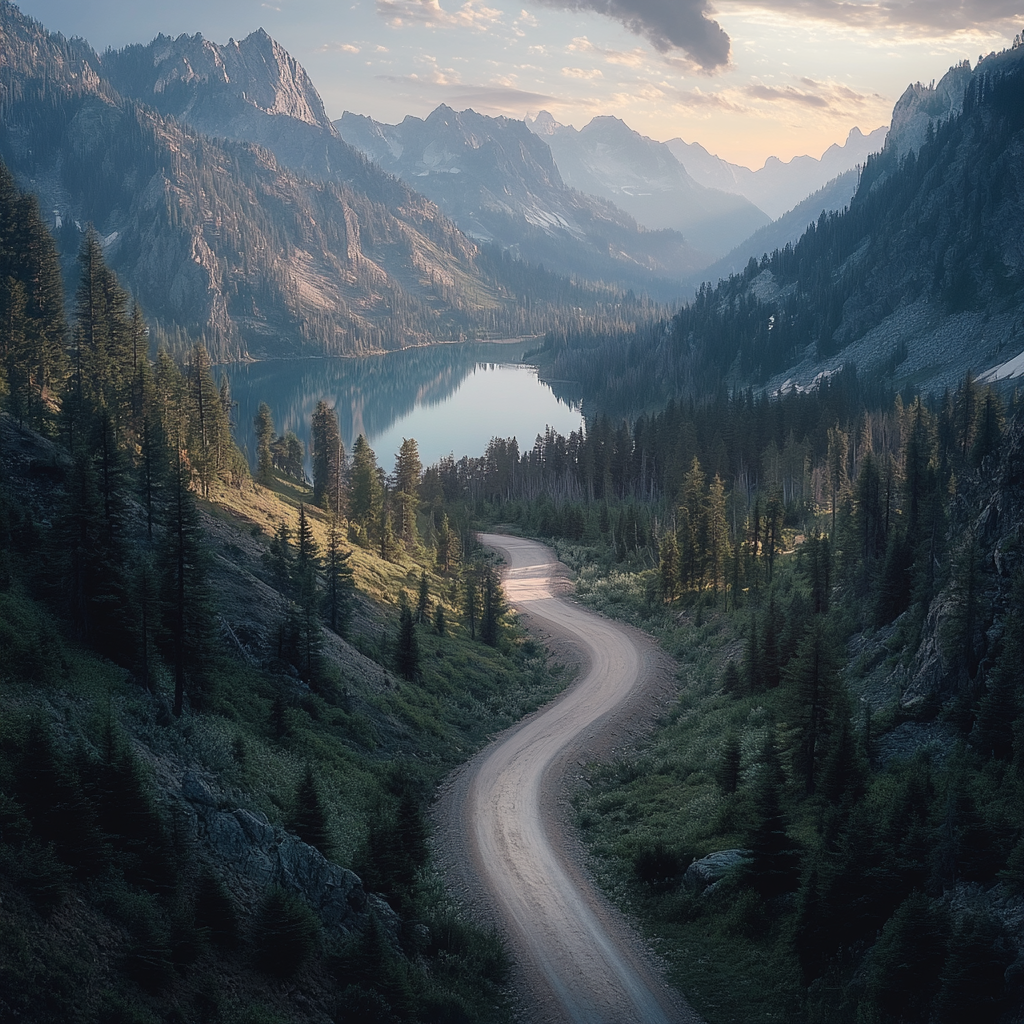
left=683, top=849, right=749, bottom=893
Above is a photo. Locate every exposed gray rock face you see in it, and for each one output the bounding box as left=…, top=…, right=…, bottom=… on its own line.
left=175, top=770, right=397, bottom=939
left=886, top=44, right=1024, bottom=159
left=683, top=849, right=749, bottom=892
left=141, top=29, right=335, bottom=130
left=886, top=62, right=974, bottom=159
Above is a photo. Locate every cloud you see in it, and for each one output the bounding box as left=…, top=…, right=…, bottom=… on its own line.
left=746, top=83, right=830, bottom=107
left=743, top=77, right=881, bottom=112
left=728, top=0, right=1022, bottom=36
left=317, top=42, right=361, bottom=53
left=568, top=35, right=651, bottom=68
left=375, top=0, right=504, bottom=30
left=534, top=0, right=730, bottom=68
left=374, top=74, right=559, bottom=110
left=562, top=66, right=604, bottom=77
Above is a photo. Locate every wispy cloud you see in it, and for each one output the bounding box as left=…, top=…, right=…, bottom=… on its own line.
left=567, top=35, right=652, bottom=69
left=375, top=0, right=504, bottom=30
left=723, top=0, right=1021, bottom=37
left=562, top=66, right=604, bottom=78
left=317, top=42, right=362, bottom=53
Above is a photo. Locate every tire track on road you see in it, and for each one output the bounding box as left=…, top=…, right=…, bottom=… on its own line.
left=438, top=535, right=701, bottom=1024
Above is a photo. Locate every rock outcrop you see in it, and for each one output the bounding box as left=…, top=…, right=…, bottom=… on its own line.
left=175, top=770, right=397, bottom=939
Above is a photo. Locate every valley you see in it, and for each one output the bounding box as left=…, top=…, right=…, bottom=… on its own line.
left=2, top=3, right=1024, bottom=1024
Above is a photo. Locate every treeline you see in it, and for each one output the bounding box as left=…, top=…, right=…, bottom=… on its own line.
left=537, top=48, right=1024, bottom=409
left=1, top=161, right=247, bottom=717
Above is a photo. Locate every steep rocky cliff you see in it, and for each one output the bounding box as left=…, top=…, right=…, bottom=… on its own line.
left=0, top=4, right=625, bottom=360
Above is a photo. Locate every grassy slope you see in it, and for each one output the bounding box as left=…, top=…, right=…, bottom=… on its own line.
left=552, top=540, right=810, bottom=1023
left=0, top=435, right=567, bottom=1024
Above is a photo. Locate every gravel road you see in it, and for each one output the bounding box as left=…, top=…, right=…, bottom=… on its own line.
left=435, top=534, right=702, bottom=1024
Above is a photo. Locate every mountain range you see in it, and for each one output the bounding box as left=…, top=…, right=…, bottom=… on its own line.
left=336, top=105, right=702, bottom=296
left=665, top=125, right=887, bottom=220
left=525, top=111, right=771, bottom=258
left=540, top=43, right=1024, bottom=408
left=0, top=4, right=658, bottom=361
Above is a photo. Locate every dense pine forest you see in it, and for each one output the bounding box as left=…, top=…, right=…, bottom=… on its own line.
left=0, top=160, right=569, bottom=1023
left=431, top=371, right=1024, bottom=1019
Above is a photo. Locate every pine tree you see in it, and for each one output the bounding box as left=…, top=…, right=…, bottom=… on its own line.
left=324, top=513, right=354, bottom=636
left=658, top=530, right=680, bottom=603
left=783, top=619, right=845, bottom=796
left=717, top=733, right=742, bottom=793
left=395, top=603, right=419, bottom=680
left=480, top=568, right=503, bottom=647
left=436, top=511, right=457, bottom=575
left=288, top=765, right=332, bottom=857
left=704, top=474, right=729, bottom=596
left=743, top=726, right=800, bottom=898
left=349, top=434, right=383, bottom=531
left=255, top=402, right=275, bottom=484
left=311, top=400, right=345, bottom=512
left=679, top=456, right=704, bottom=590
left=416, top=571, right=429, bottom=624
left=160, top=442, right=212, bottom=717
left=393, top=437, right=422, bottom=550
left=826, top=424, right=849, bottom=537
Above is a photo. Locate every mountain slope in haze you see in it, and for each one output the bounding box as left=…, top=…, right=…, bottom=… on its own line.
left=0, top=5, right=639, bottom=361
left=715, top=48, right=1024, bottom=394
left=336, top=105, right=702, bottom=296
left=542, top=43, right=1024, bottom=406
left=688, top=168, right=860, bottom=289
left=526, top=112, right=770, bottom=259
left=666, top=125, right=887, bottom=219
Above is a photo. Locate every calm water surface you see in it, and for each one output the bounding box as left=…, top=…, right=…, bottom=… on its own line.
left=224, top=342, right=582, bottom=473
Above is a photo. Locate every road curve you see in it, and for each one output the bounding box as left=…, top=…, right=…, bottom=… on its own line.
left=440, top=534, right=699, bottom=1024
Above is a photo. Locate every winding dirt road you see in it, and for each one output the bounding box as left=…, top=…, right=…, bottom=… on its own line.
left=437, top=535, right=701, bottom=1024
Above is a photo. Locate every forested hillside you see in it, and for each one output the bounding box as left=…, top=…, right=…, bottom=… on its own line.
left=540, top=40, right=1024, bottom=411
left=0, top=152, right=561, bottom=1023
left=0, top=2, right=656, bottom=362
left=438, top=359, right=1024, bottom=1021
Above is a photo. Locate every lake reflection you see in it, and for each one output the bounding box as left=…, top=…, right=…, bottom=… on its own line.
left=224, top=343, right=583, bottom=473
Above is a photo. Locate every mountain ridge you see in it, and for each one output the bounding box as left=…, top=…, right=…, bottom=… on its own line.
left=664, top=125, right=886, bottom=219
left=526, top=111, right=770, bottom=258
left=0, top=3, right=654, bottom=361
left=336, top=103, right=703, bottom=297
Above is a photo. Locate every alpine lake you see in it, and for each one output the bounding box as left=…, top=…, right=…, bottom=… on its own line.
left=223, top=341, right=583, bottom=475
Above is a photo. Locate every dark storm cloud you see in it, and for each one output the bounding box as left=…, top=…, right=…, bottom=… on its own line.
left=536, top=0, right=731, bottom=69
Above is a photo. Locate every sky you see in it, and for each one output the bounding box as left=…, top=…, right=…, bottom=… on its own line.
left=14, top=0, right=1023, bottom=167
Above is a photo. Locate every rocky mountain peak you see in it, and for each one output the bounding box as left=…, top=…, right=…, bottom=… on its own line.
left=527, top=109, right=562, bottom=135
left=886, top=60, right=974, bottom=158
left=109, top=26, right=336, bottom=133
